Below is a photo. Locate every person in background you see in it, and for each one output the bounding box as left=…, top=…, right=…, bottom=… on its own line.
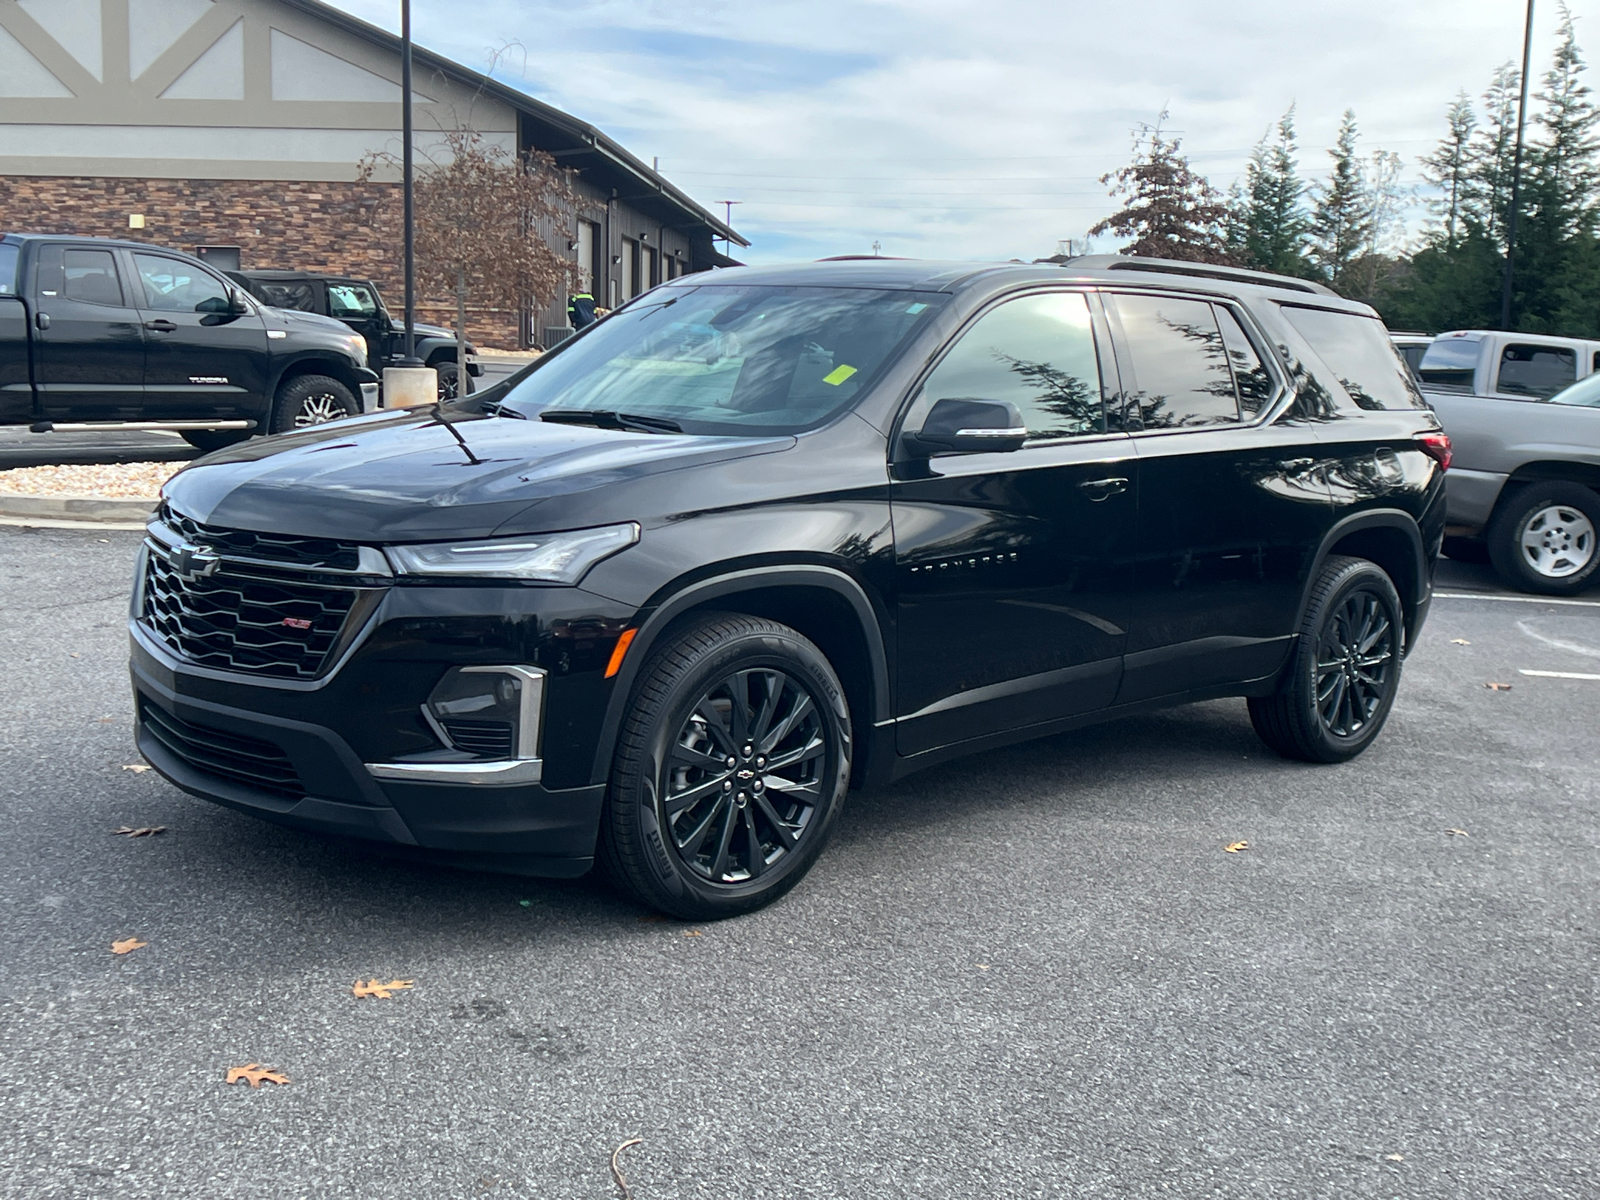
left=568, top=290, right=597, bottom=329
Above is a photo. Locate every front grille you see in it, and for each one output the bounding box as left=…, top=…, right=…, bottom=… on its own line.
left=140, top=699, right=304, bottom=799
left=440, top=719, right=516, bottom=758
left=158, top=503, right=362, bottom=571
left=142, top=550, right=359, bottom=679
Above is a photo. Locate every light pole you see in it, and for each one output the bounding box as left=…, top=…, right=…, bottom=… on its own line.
left=1501, top=0, right=1535, bottom=330
left=383, top=0, right=436, bottom=407
left=714, top=200, right=740, bottom=258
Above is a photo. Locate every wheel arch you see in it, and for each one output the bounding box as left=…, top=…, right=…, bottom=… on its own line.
left=1305, top=509, right=1429, bottom=651
left=590, top=566, right=892, bottom=789
left=1503, top=459, right=1600, bottom=492
left=268, top=355, right=367, bottom=402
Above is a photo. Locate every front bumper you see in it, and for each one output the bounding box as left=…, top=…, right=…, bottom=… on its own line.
left=130, top=635, right=607, bottom=878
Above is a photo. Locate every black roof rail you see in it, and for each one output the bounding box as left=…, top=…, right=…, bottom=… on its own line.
left=1060, top=254, right=1340, bottom=298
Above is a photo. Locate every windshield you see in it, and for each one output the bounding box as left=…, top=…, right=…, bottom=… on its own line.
left=1550, top=373, right=1600, bottom=408
left=499, top=285, right=947, bottom=435
left=1418, top=337, right=1482, bottom=393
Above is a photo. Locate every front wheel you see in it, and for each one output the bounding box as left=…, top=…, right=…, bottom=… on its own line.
left=1249, top=555, right=1404, bottom=763
left=269, top=374, right=357, bottom=434
left=597, top=613, right=852, bottom=920
left=434, top=361, right=474, bottom=401
left=1486, top=481, right=1600, bottom=595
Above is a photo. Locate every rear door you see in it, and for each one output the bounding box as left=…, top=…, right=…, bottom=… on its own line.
left=892, top=289, right=1138, bottom=756
left=1107, top=290, right=1330, bottom=704
left=32, top=244, right=146, bottom=421
left=128, top=251, right=270, bottom=421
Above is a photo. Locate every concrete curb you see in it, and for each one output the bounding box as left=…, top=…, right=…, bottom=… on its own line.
left=0, top=493, right=157, bottom=527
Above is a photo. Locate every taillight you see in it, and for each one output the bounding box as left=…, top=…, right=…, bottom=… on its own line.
left=1418, top=432, right=1452, bottom=472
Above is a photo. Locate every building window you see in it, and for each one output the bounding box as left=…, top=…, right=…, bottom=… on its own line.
left=621, top=237, right=638, bottom=299
left=642, top=245, right=658, bottom=290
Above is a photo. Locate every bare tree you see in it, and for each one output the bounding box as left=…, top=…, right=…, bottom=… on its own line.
left=360, top=128, right=578, bottom=378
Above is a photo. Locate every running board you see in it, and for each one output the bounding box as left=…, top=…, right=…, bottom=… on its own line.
left=27, top=420, right=257, bottom=434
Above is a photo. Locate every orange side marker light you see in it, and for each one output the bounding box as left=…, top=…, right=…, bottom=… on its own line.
left=605, top=628, right=638, bottom=679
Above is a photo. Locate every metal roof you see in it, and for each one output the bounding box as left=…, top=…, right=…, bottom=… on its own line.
left=275, top=0, right=748, bottom=248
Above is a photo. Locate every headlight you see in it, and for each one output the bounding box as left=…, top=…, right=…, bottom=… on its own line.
left=384, top=522, right=639, bottom=582
left=344, top=334, right=368, bottom=366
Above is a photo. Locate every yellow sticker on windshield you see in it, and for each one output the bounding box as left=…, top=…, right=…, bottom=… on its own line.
left=822, top=364, right=858, bottom=386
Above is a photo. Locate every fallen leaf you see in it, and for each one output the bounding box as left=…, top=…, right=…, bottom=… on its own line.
left=1384, top=1153, right=1404, bottom=1162
left=352, top=978, right=414, bottom=999
left=1445, top=828, right=1469, bottom=837
left=69, top=653, right=80, bottom=659
left=976, top=964, right=990, bottom=971
left=1450, top=638, right=1471, bottom=645
left=682, top=929, right=703, bottom=938
left=1485, top=682, right=1512, bottom=691
left=225, top=1064, right=289, bottom=1088
left=111, top=938, right=147, bottom=955
left=1225, top=840, right=1250, bottom=853
left=120, top=764, right=151, bottom=774
left=110, top=826, right=165, bottom=838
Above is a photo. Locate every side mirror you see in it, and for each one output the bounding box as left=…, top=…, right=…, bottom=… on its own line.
left=228, top=287, right=249, bottom=314
left=903, top=397, right=1027, bottom=457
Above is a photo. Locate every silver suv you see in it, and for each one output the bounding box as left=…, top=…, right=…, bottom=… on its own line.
left=1419, top=329, right=1600, bottom=594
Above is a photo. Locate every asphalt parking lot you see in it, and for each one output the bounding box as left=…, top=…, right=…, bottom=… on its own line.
left=1, top=526, right=1596, bottom=1199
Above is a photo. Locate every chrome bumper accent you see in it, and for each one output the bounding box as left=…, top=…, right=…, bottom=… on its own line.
left=364, top=758, right=544, bottom=786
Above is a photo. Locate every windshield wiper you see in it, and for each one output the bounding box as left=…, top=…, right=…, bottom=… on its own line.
left=539, top=409, right=683, bottom=434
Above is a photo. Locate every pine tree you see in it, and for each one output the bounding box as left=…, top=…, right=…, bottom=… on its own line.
left=1087, top=118, right=1232, bottom=263
left=1309, top=110, right=1373, bottom=290
left=1229, top=105, right=1311, bottom=276
left=1419, top=93, right=1476, bottom=245
left=1461, top=64, right=1522, bottom=246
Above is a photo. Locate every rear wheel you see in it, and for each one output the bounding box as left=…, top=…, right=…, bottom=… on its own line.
left=269, top=374, right=357, bottom=434
left=434, top=360, right=474, bottom=401
left=1249, top=555, right=1404, bottom=763
left=597, top=613, right=851, bottom=920
left=1487, top=481, right=1600, bottom=595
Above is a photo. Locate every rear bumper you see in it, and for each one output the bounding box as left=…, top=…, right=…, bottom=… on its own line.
left=130, top=655, right=604, bottom=877
left=1443, top=467, right=1507, bottom=534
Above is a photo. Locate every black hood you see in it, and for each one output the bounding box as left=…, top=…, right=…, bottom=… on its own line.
left=161, top=411, right=793, bottom=542
left=391, top=317, right=466, bottom=344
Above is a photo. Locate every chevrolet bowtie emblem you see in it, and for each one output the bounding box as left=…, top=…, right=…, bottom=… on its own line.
left=169, top=542, right=220, bottom=582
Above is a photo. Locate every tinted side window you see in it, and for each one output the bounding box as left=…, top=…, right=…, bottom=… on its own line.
left=917, top=292, right=1106, bottom=442
left=61, top=249, right=125, bottom=306
left=1216, top=307, right=1274, bottom=416
left=134, top=254, right=230, bottom=314
left=1497, top=344, right=1576, bottom=399
left=1280, top=305, right=1428, bottom=410
left=252, top=280, right=317, bottom=311
left=1112, top=293, right=1238, bottom=428
left=0, top=242, right=18, bottom=296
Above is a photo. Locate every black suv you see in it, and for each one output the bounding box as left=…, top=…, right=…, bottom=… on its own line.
left=227, top=270, right=482, bottom=399
left=130, top=257, right=1447, bottom=919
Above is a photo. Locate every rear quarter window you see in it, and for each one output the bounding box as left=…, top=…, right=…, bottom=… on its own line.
left=1279, top=305, right=1429, bottom=411
left=0, top=242, right=17, bottom=295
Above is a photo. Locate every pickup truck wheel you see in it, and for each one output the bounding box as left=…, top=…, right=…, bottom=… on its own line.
left=181, top=429, right=250, bottom=452
left=270, top=375, right=357, bottom=433
left=1248, top=555, right=1404, bottom=763
left=434, top=361, right=474, bottom=401
left=597, top=613, right=851, bottom=920
left=1487, top=482, right=1600, bottom=595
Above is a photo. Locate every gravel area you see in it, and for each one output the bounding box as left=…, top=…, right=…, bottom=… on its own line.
left=0, top=461, right=182, bottom=499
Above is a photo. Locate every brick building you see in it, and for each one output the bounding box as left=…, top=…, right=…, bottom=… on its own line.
left=0, top=0, right=745, bottom=348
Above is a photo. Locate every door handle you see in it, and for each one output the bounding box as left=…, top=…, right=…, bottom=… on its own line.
left=34, top=312, right=49, bottom=330
left=1078, top=476, right=1129, bottom=501
left=144, top=319, right=178, bottom=332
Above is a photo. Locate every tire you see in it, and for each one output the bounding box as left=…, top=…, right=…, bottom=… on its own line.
left=597, top=613, right=852, bottom=920
left=434, top=360, right=474, bottom=401
left=269, top=374, right=357, bottom=434
left=181, top=429, right=250, bottom=453
left=1248, top=555, right=1405, bottom=764
left=1486, top=481, right=1600, bottom=596
left=1441, top=535, right=1490, bottom=565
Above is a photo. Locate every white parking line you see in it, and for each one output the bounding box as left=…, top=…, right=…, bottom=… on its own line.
left=1519, top=669, right=1600, bottom=680
left=1435, top=591, right=1600, bottom=608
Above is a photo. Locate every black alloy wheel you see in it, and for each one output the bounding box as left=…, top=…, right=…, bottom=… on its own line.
left=1249, top=555, right=1404, bottom=763
left=436, top=361, right=474, bottom=401
left=599, top=613, right=851, bottom=919
left=269, top=374, right=357, bottom=434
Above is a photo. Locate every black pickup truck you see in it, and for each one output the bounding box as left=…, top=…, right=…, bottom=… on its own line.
left=227, top=270, right=481, bottom=399
left=0, top=233, right=379, bottom=451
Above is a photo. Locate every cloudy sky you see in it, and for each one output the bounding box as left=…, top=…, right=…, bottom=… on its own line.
left=325, top=0, right=1593, bottom=264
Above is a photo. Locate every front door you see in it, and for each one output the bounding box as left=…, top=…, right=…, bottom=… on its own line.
left=128, top=251, right=270, bottom=422
left=1104, top=291, right=1331, bottom=704
left=326, top=280, right=390, bottom=364
left=892, top=289, right=1138, bottom=757
left=32, top=244, right=146, bottom=421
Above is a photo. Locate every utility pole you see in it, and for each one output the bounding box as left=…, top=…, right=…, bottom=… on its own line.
left=401, top=0, right=418, bottom=363
left=714, top=200, right=740, bottom=256
left=1501, top=0, right=1536, bottom=330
